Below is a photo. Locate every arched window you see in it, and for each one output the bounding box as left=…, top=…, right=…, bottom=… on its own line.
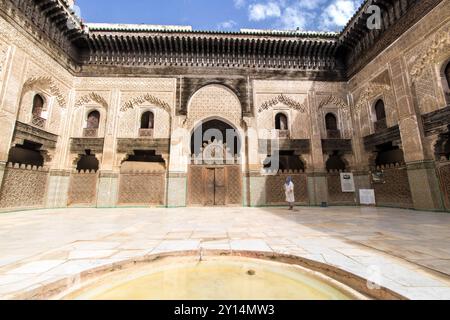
left=325, top=113, right=338, bottom=131
left=86, top=110, right=100, bottom=129
left=445, top=62, right=450, bottom=89
left=141, top=111, right=155, bottom=129
left=374, top=99, right=386, bottom=121
left=275, top=113, right=288, bottom=130
left=32, top=94, right=44, bottom=117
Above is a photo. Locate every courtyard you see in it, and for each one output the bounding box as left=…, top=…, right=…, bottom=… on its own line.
left=0, top=206, right=449, bottom=300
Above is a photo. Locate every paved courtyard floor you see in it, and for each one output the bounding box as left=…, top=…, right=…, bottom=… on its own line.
left=0, top=206, right=450, bottom=299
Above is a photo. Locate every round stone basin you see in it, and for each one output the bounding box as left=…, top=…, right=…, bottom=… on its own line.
left=60, top=256, right=366, bottom=300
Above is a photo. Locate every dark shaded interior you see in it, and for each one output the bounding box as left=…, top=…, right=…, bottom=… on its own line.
left=435, top=127, right=450, bottom=159
left=126, top=150, right=165, bottom=163
left=76, top=151, right=99, bottom=171
left=7, top=141, right=44, bottom=167
left=264, top=150, right=305, bottom=171
left=326, top=151, right=346, bottom=171
left=375, top=142, right=405, bottom=166
left=32, top=94, right=44, bottom=117
left=275, top=113, right=288, bottom=130
left=445, top=61, right=450, bottom=89
left=374, top=99, right=387, bottom=121
left=140, top=111, right=154, bottom=129
left=191, top=119, right=240, bottom=155
left=325, top=113, right=338, bottom=131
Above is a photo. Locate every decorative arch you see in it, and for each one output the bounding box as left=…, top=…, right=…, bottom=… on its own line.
left=185, top=84, right=242, bottom=129
left=121, top=93, right=170, bottom=112
left=353, top=83, right=391, bottom=114
left=410, top=29, right=450, bottom=82
left=318, top=95, right=349, bottom=112
left=75, top=92, right=108, bottom=109
left=258, top=94, right=307, bottom=113
left=22, top=76, right=66, bottom=107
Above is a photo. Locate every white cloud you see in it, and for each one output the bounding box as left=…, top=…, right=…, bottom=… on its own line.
left=234, top=0, right=246, bottom=9
left=321, top=0, right=361, bottom=29
left=249, top=2, right=282, bottom=21
left=244, top=0, right=362, bottom=31
left=217, top=20, right=238, bottom=29
left=278, top=6, right=309, bottom=30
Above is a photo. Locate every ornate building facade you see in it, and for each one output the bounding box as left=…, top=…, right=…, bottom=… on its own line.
left=0, top=0, right=449, bottom=211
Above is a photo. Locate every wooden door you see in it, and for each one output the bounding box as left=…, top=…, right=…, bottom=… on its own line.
left=205, top=168, right=215, bottom=206
left=214, top=168, right=226, bottom=205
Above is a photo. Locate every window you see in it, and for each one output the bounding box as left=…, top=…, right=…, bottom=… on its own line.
left=32, top=94, right=44, bottom=117
left=445, top=62, right=450, bottom=89
left=374, top=99, right=386, bottom=121
left=141, top=111, right=155, bottom=129
left=86, top=110, right=100, bottom=129
left=325, top=113, right=338, bottom=131
left=275, top=113, right=288, bottom=130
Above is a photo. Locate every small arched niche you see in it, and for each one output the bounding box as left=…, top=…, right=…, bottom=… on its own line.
left=83, top=110, right=100, bottom=137
left=31, top=94, right=46, bottom=128
left=443, top=60, right=450, bottom=103
left=373, top=99, right=387, bottom=132
left=139, top=111, right=155, bottom=137
left=325, top=113, right=340, bottom=138
left=275, top=113, right=288, bottom=130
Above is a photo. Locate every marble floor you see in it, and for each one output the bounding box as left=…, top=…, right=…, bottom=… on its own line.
left=0, top=206, right=450, bottom=299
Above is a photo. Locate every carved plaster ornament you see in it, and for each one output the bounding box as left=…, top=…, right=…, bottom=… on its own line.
left=258, top=94, right=307, bottom=113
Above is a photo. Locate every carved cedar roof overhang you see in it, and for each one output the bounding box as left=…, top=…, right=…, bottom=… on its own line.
left=339, top=0, right=444, bottom=77
left=5, top=0, right=445, bottom=79
left=79, top=28, right=343, bottom=75
left=2, top=0, right=87, bottom=65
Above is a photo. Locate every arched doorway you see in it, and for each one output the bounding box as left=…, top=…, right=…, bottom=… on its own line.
left=187, top=118, right=242, bottom=206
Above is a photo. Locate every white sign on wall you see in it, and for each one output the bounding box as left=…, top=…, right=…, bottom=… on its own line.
left=360, top=189, right=376, bottom=205
left=340, top=173, right=355, bottom=193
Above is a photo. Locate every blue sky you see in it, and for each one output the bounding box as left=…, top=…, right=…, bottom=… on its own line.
left=76, top=0, right=364, bottom=32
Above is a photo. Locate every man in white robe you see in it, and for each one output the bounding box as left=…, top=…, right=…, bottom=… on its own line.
left=284, top=176, right=295, bottom=210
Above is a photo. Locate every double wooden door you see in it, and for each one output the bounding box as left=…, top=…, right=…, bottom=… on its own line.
left=188, top=165, right=242, bottom=206
left=205, top=167, right=226, bottom=206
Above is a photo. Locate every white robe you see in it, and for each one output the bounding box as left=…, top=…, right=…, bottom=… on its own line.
left=284, top=181, right=295, bottom=203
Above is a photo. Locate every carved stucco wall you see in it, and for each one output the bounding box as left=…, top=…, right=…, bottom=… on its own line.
left=255, top=93, right=309, bottom=139
left=0, top=39, right=9, bottom=94
left=0, top=15, right=72, bottom=142
left=118, top=91, right=172, bottom=139
left=0, top=167, right=48, bottom=209
left=185, top=84, right=242, bottom=130
left=72, top=91, right=111, bottom=137
left=316, top=94, right=353, bottom=139
left=406, top=22, right=450, bottom=113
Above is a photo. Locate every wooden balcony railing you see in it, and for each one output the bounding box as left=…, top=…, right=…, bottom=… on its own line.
left=83, top=128, right=98, bottom=138
left=374, top=118, right=388, bottom=132
left=326, top=129, right=341, bottom=139
left=31, top=115, right=46, bottom=128
left=139, top=128, right=154, bottom=138
left=274, top=129, right=290, bottom=139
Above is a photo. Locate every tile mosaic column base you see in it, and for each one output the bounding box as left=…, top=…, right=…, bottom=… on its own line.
left=96, top=171, right=119, bottom=208
left=406, top=161, right=444, bottom=211
left=46, top=170, right=71, bottom=208
left=167, top=173, right=187, bottom=207
left=307, top=172, right=328, bottom=206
